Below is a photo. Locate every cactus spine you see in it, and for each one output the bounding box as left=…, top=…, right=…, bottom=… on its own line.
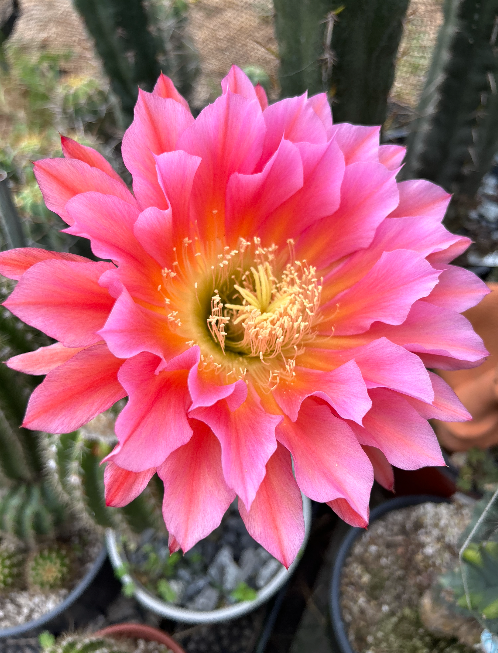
left=273, top=0, right=409, bottom=125
left=27, top=547, right=70, bottom=591
left=0, top=543, right=23, bottom=591
left=403, top=0, right=498, bottom=234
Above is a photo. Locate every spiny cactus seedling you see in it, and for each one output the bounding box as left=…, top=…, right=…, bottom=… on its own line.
left=26, top=546, right=70, bottom=591
left=0, top=542, right=24, bottom=591
left=39, top=632, right=175, bottom=653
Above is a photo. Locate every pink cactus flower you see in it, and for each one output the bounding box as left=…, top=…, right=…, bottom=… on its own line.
left=0, top=66, right=489, bottom=567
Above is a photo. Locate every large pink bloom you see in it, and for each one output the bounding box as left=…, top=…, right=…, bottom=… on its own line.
left=0, top=67, right=489, bottom=567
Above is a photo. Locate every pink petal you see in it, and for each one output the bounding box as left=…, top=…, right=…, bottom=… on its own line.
left=378, top=144, right=406, bottom=170
left=188, top=365, right=246, bottom=411
left=169, top=534, right=181, bottom=554
left=221, top=65, right=259, bottom=102
left=239, top=443, right=304, bottom=568
left=365, top=300, right=488, bottom=364
left=361, top=445, right=394, bottom=491
left=99, top=288, right=186, bottom=361
left=406, top=371, right=471, bottom=422
left=296, top=161, right=399, bottom=268
left=320, top=250, right=441, bottom=336
left=4, top=259, right=115, bottom=347
left=329, top=124, right=380, bottom=165
left=7, top=343, right=83, bottom=374
left=308, top=93, right=333, bottom=138
left=60, top=135, right=124, bottom=183
left=133, top=206, right=174, bottom=269
left=23, top=342, right=125, bottom=432
left=425, top=265, right=490, bottom=312
left=349, top=388, right=445, bottom=469
left=153, top=73, right=190, bottom=110
left=33, top=158, right=136, bottom=225
left=277, top=400, right=373, bottom=521
left=273, top=360, right=371, bottom=424
left=225, top=139, right=304, bottom=244
left=104, top=462, right=155, bottom=507
left=177, top=92, right=265, bottom=240
left=259, top=139, right=345, bottom=244
left=121, top=90, right=194, bottom=210
left=190, top=387, right=280, bottom=511
left=0, top=248, right=88, bottom=280
left=388, top=179, right=451, bottom=221
left=109, top=352, right=196, bottom=471
left=154, top=150, right=202, bottom=238
left=307, top=338, right=434, bottom=403
left=428, top=237, right=472, bottom=266
left=255, top=84, right=268, bottom=111
left=260, top=95, right=327, bottom=165
left=327, top=499, right=368, bottom=528
left=65, top=192, right=162, bottom=306
left=158, top=420, right=235, bottom=552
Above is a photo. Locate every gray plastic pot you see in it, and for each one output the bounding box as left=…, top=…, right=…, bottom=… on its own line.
left=329, top=495, right=450, bottom=653
left=106, top=495, right=312, bottom=624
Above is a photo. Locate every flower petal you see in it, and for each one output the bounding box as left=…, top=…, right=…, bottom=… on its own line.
left=255, top=84, right=268, bottom=111
left=99, top=287, right=185, bottom=361
left=104, top=462, right=155, bottom=507
left=320, top=250, right=441, bottom=336
left=349, top=388, right=445, bottom=469
left=389, top=179, right=451, bottom=221
left=61, top=135, right=124, bottom=183
left=33, top=158, right=136, bottom=224
left=426, top=265, right=490, bottom=313
left=23, top=343, right=125, bottom=432
left=133, top=206, right=174, bottom=269
left=378, top=144, right=405, bottom=170
left=277, top=399, right=373, bottom=521
left=405, top=371, right=471, bottom=422
left=329, top=124, right=380, bottom=165
left=297, top=161, right=399, bottom=268
left=122, top=90, right=194, bottom=210
left=239, top=442, right=304, bottom=568
left=7, top=343, right=83, bottom=375
left=158, top=420, right=235, bottom=552
left=177, top=91, right=266, bottom=240
left=0, top=248, right=88, bottom=280
left=221, top=65, right=260, bottom=102
left=154, top=150, right=202, bottom=239
left=273, top=360, right=371, bottom=424
left=153, top=72, right=190, bottom=110
left=225, top=139, right=304, bottom=244
left=190, top=387, right=280, bottom=511
left=4, top=259, right=115, bottom=347
left=308, top=93, right=333, bottom=138
left=109, top=351, right=197, bottom=471
left=327, top=499, right=368, bottom=528
left=361, top=445, right=394, bottom=491
left=188, top=366, right=246, bottom=411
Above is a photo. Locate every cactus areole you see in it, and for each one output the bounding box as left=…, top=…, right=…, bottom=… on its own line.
left=0, top=66, right=489, bottom=567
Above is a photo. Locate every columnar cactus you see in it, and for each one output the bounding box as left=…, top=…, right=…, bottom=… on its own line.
left=403, top=0, right=498, bottom=234
left=0, top=542, right=23, bottom=591
left=273, top=0, right=409, bottom=125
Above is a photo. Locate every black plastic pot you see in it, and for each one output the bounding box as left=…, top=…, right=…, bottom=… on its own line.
left=0, top=547, right=118, bottom=639
left=329, top=495, right=450, bottom=653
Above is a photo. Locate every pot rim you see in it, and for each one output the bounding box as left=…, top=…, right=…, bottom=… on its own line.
left=106, top=495, right=312, bottom=624
left=95, top=623, right=186, bottom=653
left=329, top=494, right=450, bottom=653
left=0, top=545, right=107, bottom=639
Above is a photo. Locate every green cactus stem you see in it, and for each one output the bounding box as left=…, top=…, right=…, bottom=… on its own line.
left=403, top=0, right=498, bottom=236
left=0, top=542, right=24, bottom=591
left=273, top=0, right=409, bottom=125
left=27, top=546, right=70, bottom=591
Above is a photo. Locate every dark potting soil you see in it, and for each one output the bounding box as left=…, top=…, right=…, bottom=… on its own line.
left=123, top=502, right=283, bottom=611
left=340, top=499, right=476, bottom=653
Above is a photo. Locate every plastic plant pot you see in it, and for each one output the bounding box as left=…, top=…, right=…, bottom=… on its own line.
left=106, top=495, right=312, bottom=624
left=95, top=623, right=186, bottom=653
left=329, top=495, right=450, bottom=653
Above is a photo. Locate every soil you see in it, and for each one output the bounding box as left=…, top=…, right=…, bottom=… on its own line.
left=0, top=526, right=101, bottom=629
left=340, top=499, right=477, bottom=653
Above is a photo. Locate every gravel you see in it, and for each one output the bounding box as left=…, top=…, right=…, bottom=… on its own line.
left=340, top=499, right=477, bottom=653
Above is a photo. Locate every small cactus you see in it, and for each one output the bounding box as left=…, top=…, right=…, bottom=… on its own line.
left=0, top=542, right=24, bottom=591
left=26, top=546, right=70, bottom=591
